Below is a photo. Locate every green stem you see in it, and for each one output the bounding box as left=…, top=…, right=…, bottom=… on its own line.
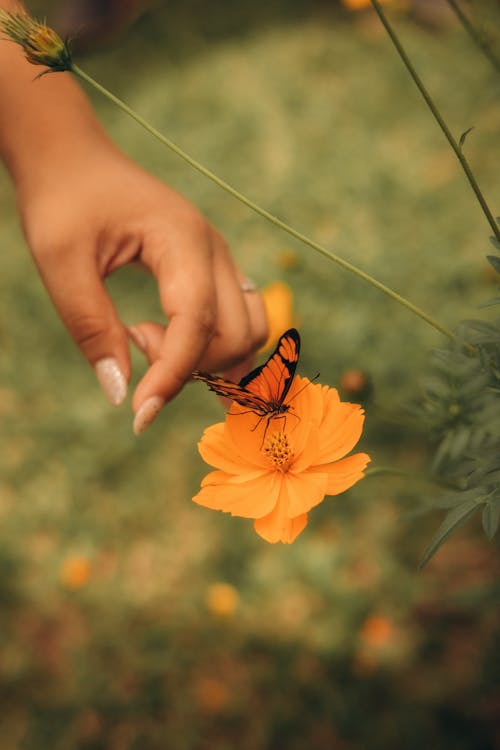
left=370, top=0, right=500, bottom=244
left=445, top=0, right=500, bottom=75
left=72, top=63, right=456, bottom=342
left=365, top=466, right=463, bottom=491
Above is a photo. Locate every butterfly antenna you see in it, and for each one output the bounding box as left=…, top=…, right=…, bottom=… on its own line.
left=288, top=372, right=320, bottom=404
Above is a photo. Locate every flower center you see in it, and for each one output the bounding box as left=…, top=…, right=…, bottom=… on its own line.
left=263, top=431, right=294, bottom=473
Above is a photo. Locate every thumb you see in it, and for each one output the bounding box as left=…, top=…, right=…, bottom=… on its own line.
left=37, top=253, right=130, bottom=406
left=126, top=321, right=165, bottom=365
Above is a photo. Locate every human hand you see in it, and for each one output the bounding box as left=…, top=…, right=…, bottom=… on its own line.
left=17, top=143, right=268, bottom=432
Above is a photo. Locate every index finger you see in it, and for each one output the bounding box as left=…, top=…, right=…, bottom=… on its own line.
left=131, top=257, right=217, bottom=432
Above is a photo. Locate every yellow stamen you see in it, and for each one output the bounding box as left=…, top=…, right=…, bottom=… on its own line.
left=263, top=431, right=294, bottom=473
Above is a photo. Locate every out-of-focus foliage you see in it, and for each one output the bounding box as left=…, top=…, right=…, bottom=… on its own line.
left=413, top=312, right=500, bottom=565
left=408, top=213, right=500, bottom=564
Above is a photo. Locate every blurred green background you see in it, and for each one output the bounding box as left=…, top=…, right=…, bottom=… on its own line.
left=0, top=1, right=499, bottom=747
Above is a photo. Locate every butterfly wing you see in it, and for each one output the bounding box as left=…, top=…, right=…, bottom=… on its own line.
left=192, top=371, right=270, bottom=412
left=239, top=328, right=300, bottom=406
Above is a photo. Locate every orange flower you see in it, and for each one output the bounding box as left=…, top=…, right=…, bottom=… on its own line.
left=360, top=615, right=394, bottom=647
left=259, top=281, right=295, bottom=353
left=276, top=249, right=300, bottom=271
left=339, top=368, right=372, bottom=401
left=195, top=677, right=231, bottom=713
left=205, top=582, right=239, bottom=617
left=341, top=0, right=393, bottom=9
left=194, top=375, right=370, bottom=543
left=60, top=555, right=91, bottom=589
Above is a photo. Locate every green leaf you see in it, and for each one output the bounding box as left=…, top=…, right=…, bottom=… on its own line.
left=458, top=126, right=474, bottom=150
left=490, top=236, right=500, bottom=251
left=425, top=378, right=448, bottom=400
left=433, top=489, right=475, bottom=510
left=463, top=319, right=500, bottom=344
left=463, top=319, right=500, bottom=334
left=482, top=499, right=500, bottom=540
left=468, top=426, right=490, bottom=450
left=486, top=255, right=500, bottom=274
left=419, top=496, right=484, bottom=569
left=432, top=431, right=454, bottom=470
left=448, top=426, right=472, bottom=461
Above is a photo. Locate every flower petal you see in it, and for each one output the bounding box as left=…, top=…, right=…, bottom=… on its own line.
left=317, top=400, right=366, bottom=463
left=200, top=469, right=232, bottom=488
left=283, top=377, right=320, bottom=431
left=254, top=505, right=308, bottom=544
left=199, top=421, right=266, bottom=473
left=284, top=469, right=328, bottom=516
left=225, top=409, right=271, bottom=468
left=193, top=471, right=281, bottom=519
left=199, top=468, right=268, bottom=489
left=293, top=377, right=336, bottom=421
left=290, top=419, right=319, bottom=472
left=198, top=423, right=246, bottom=473
left=321, top=452, right=371, bottom=495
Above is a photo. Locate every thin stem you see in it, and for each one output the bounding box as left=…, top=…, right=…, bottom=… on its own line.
left=72, top=63, right=456, bottom=342
left=365, top=466, right=463, bottom=491
left=445, top=0, right=500, bottom=75
left=370, top=0, right=500, bottom=244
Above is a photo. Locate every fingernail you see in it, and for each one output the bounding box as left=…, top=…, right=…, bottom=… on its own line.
left=127, top=325, right=147, bottom=354
left=133, top=396, right=164, bottom=435
left=94, top=357, right=127, bottom=406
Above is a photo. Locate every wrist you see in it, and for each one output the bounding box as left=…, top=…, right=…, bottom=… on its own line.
left=0, top=40, right=115, bottom=195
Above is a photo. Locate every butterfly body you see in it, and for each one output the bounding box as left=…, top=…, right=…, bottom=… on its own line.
left=193, top=328, right=300, bottom=419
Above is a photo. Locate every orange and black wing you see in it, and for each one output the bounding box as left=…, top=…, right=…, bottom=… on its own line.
left=191, top=371, right=270, bottom=412
left=239, top=328, right=300, bottom=406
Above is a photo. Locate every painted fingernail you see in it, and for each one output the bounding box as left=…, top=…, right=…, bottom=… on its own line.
left=133, top=396, right=164, bottom=435
left=127, top=325, right=147, bottom=354
left=94, top=357, right=127, bottom=406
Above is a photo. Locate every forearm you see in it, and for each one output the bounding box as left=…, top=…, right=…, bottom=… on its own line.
left=0, top=0, right=114, bottom=197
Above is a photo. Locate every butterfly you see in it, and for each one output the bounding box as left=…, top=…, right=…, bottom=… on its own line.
left=193, top=328, right=301, bottom=420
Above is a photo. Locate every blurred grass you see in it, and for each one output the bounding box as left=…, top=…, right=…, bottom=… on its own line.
left=0, top=1, right=499, bottom=748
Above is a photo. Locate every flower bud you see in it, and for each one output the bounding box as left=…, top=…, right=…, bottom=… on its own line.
left=0, top=11, right=72, bottom=73
left=339, top=368, right=372, bottom=401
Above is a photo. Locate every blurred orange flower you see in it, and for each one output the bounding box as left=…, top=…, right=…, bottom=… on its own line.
left=361, top=615, right=394, bottom=647
left=341, top=0, right=393, bottom=9
left=355, top=614, right=401, bottom=674
left=276, top=249, right=300, bottom=270
left=195, top=676, right=231, bottom=713
left=205, top=582, right=239, bottom=617
left=259, top=281, right=295, bottom=352
left=342, top=0, right=366, bottom=8
left=60, top=556, right=91, bottom=589
left=194, top=375, right=370, bottom=543
left=339, top=368, right=372, bottom=401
